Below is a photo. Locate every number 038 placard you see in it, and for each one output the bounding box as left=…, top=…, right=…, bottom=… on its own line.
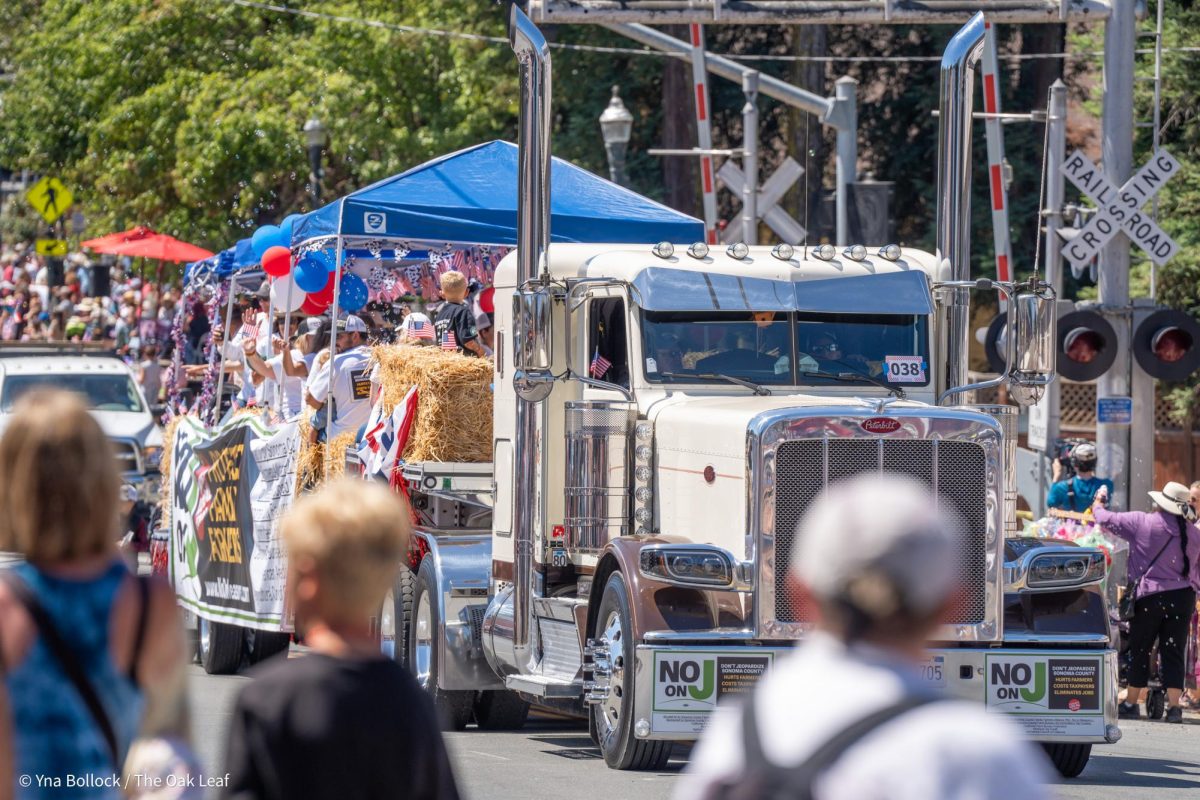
left=885, top=355, right=926, bottom=383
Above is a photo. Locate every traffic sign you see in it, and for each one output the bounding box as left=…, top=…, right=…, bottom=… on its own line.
left=35, top=239, right=68, bottom=257
left=1060, top=149, right=1179, bottom=267
left=1096, top=396, right=1133, bottom=426
left=25, top=176, right=74, bottom=225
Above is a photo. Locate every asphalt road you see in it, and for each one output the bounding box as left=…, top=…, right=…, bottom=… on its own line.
left=188, top=662, right=1200, bottom=800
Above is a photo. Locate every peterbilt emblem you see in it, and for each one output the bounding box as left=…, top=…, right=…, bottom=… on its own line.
left=861, top=417, right=902, bottom=434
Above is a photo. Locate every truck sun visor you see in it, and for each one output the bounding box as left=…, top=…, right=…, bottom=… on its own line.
left=630, top=267, right=933, bottom=315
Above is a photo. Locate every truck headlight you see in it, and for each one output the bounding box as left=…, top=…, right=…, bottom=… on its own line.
left=142, top=445, right=163, bottom=471
left=639, top=545, right=734, bottom=588
left=1026, top=551, right=1105, bottom=589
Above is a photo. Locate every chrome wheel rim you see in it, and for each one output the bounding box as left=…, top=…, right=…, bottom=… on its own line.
left=414, top=590, right=433, bottom=690
left=379, top=588, right=396, bottom=660
left=198, top=617, right=211, bottom=659
left=596, top=609, right=625, bottom=739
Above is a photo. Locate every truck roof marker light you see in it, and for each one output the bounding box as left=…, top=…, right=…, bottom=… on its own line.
left=652, top=241, right=674, bottom=259
left=727, top=242, right=750, bottom=260
left=687, top=242, right=709, bottom=259
left=771, top=243, right=794, bottom=261
left=878, top=244, right=902, bottom=262
left=812, top=244, right=836, bottom=261
left=843, top=244, right=868, bottom=262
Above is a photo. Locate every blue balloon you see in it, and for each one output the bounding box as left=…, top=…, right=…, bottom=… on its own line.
left=279, top=214, right=302, bottom=245
left=338, top=273, right=369, bottom=313
left=294, top=254, right=329, bottom=293
left=251, top=224, right=284, bottom=259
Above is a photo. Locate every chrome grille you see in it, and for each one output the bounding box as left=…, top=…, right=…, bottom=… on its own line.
left=111, top=439, right=140, bottom=474
left=774, top=438, right=988, bottom=625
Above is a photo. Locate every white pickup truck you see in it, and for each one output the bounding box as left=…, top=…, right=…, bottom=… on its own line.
left=0, top=346, right=165, bottom=503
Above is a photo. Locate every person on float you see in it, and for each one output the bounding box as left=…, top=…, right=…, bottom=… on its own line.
left=1094, top=481, right=1199, bottom=723
left=305, top=315, right=373, bottom=441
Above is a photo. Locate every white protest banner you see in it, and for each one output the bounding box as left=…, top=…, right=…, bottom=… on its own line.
left=168, top=415, right=301, bottom=631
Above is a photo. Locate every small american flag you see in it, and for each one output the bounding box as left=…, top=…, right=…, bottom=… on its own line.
left=409, top=319, right=434, bottom=341
left=441, top=330, right=458, bottom=351
left=590, top=349, right=612, bottom=379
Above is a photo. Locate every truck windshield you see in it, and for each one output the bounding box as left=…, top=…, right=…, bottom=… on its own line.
left=1, top=374, right=144, bottom=412
left=641, top=311, right=929, bottom=387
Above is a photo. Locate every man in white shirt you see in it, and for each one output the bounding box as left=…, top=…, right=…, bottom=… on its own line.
left=306, top=315, right=373, bottom=440
left=677, top=474, right=1052, bottom=800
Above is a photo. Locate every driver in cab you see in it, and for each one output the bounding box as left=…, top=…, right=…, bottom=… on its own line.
left=798, top=331, right=871, bottom=375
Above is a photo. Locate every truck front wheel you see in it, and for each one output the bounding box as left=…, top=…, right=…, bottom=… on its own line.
left=410, top=560, right=474, bottom=731
left=1041, top=742, right=1091, bottom=778
left=379, top=563, right=415, bottom=669
left=591, top=572, right=672, bottom=770
left=198, top=617, right=243, bottom=675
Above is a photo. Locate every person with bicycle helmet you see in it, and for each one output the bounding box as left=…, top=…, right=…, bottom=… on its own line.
left=1047, top=442, right=1114, bottom=513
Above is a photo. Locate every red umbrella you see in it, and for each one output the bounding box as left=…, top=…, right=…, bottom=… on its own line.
left=107, top=233, right=214, bottom=263
left=81, top=226, right=156, bottom=252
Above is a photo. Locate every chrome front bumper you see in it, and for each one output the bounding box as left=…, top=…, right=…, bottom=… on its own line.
left=633, top=643, right=1120, bottom=744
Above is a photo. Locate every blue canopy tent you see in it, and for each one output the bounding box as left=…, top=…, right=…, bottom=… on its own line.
left=292, top=140, right=703, bottom=247
left=184, top=237, right=260, bottom=284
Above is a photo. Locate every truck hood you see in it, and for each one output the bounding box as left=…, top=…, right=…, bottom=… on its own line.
left=648, top=393, right=934, bottom=459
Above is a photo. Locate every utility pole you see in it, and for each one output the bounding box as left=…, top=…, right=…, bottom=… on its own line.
left=1096, top=0, right=1134, bottom=509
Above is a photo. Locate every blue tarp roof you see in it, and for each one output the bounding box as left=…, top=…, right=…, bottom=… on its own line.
left=185, top=237, right=259, bottom=282
left=292, top=141, right=703, bottom=247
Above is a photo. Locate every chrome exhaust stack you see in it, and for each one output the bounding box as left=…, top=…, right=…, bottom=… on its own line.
left=935, top=13, right=986, bottom=397
left=507, top=5, right=553, bottom=671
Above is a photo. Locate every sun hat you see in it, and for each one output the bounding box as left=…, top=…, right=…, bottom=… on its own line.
left=1148, top=481, right=1192, bottom=517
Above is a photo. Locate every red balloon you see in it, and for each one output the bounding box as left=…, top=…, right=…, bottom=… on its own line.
left=300, top=295, right=329, bottom=315
left=310, top=271, right=337, bottom=304
left=262, top=246, right=292, bottom=278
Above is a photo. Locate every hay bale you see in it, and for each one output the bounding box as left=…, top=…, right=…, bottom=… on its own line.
left=371, top=345, right=493, bottom=463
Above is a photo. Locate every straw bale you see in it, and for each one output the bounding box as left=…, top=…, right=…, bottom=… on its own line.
left=371, top=345, right=492, bottom=463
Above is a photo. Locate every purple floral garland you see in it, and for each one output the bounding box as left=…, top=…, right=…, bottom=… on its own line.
left=163, top=283, right=196, bottom=423
left=195, top=279, right=228, bottom=425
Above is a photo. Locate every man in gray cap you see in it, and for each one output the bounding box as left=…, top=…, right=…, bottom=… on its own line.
left=306, top=315, right=373, bottom=440
left=677, top=473, right=1050, bottom=800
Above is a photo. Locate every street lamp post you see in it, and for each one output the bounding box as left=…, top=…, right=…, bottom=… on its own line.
left=598, top=85, right=633, bottom=186
left=303, top=116, right=327, bottom=207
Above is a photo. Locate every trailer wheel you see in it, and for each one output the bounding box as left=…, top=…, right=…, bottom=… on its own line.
left=247, top=630, right=291, bottom=664
left=591, top=572, right=672, bottom=770
left=1041, top=742, right=1091, bottom=778
left=380, top=563, right=416, bottom=669
left=410, top=560, right=473, bottom=731
left=474, top=691, right=530, bottom=731
left=198, top=617, right=243, bottom=675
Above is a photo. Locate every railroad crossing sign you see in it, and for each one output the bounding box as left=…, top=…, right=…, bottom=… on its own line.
left=717, top=157, right=805, bottom=244
left=1060, top=149, right=1180, bottom=268
left=25, top=176, right=74, bottom=225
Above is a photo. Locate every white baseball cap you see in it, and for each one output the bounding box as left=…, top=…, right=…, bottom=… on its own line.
left=792, top=474, right=959, bottom=620
left=305, top=316, right=324, bottom=334
left=337, top=315, right=367, bottom=333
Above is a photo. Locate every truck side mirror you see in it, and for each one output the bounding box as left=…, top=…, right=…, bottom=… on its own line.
left=513, top=288, right=553, bottom=372
left=1008, top=283, right=1056, bottom=405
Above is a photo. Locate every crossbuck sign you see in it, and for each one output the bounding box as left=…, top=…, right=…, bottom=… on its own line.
left=1060, top=149, right=1180, bottom=268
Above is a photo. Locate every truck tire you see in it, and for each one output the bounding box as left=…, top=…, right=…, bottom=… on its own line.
left=247, top=630, right=291, bottom=664
left=1041, top=742, right=1091, bottom=778
left=198, top=617, right=243, bottom=675
left=380, top=563, right=416, bottom=669
left=591, top=572, right=672, bottom=770
left=474, top=691, right=530, bottom=731
left=410, top=560, right=474, bottom=731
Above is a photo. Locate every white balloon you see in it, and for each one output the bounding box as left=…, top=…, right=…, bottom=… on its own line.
left=270, top=273, right=305, bottom=312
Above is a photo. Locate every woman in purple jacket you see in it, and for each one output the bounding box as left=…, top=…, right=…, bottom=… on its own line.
left=1094, top=481, right=1200, bottom=723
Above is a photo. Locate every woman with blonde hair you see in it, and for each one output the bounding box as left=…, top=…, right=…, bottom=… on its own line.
left=0, top=390, right=185, bottom=798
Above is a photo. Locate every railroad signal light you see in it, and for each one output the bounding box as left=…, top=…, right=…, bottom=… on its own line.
left=1055, top=310, right=1117, bottom=382
left=1132, top=309, right=1200, bottom=381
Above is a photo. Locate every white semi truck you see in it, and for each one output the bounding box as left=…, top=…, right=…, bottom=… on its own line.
left=376, top=9, right=1119, bottom=777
